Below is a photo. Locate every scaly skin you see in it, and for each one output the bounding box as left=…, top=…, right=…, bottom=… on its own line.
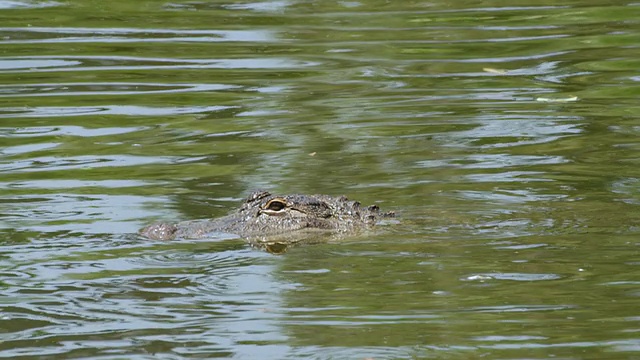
left=139, top=190, right=395, bottom=241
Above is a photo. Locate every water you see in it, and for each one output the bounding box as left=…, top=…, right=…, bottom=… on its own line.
left=1, top=0, right=639, bottom=359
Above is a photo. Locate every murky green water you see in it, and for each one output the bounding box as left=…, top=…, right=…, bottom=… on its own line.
left=1, top=0, right=639, bottom=359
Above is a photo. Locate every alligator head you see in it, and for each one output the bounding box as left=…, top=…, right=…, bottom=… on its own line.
left=139, top=190, right=395, bottom=251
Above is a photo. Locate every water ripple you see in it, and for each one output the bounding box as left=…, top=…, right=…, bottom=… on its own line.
left=456, top=189, right=567, bottom=203
left=448, top=116, right=583, bottom=148
left=0, top=83, right=238, bottom=97
left=0, top=56, right=318, bottom=73
left=0, top=155, right=178, bottom=173
left=416, top=154, right=568, bottom=169
left=0, top=194, right=171, bottom=234
left=0, top=105, right=236, bottom=118
left=0, top=27, right=277, bottom=43
left=467, top=304, right=573, bottom=312
left=0, top=58, right=79, bottom=70
left=165, top=1, right=293, bottom=13
left=0, top=125, right=143, bottom=137
left=463, top=273, right=562, bottom=282
left=0, top=0, right=60, bottom=9
left=0, top=179, right=159, bottom=189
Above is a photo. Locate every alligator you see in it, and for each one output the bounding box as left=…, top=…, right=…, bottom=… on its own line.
left=139, top=190, right=395, bottom=252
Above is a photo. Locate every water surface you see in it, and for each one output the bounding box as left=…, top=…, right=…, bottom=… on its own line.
left=1, top=0, right=639, bottom=359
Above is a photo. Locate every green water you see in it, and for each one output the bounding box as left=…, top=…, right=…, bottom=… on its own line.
left=1, top=0, right=639, bottom=359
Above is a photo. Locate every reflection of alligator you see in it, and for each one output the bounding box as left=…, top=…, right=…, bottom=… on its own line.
left=140, top=190, right=395, bottom=251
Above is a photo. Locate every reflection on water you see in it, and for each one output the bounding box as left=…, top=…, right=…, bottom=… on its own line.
left=0, top=83, right=239, bottom=97
left=0, top=27, right=277, bottom=43
left=1, top=106, right=239, bottom=122
left=1, top=0, right=640, bottom=358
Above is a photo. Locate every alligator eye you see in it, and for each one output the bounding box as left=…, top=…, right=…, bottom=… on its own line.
left=264, top=199, right=286, bottom=212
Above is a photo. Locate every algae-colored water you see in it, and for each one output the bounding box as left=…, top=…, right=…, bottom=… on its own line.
left=1, top=0, right=639, bottom=359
